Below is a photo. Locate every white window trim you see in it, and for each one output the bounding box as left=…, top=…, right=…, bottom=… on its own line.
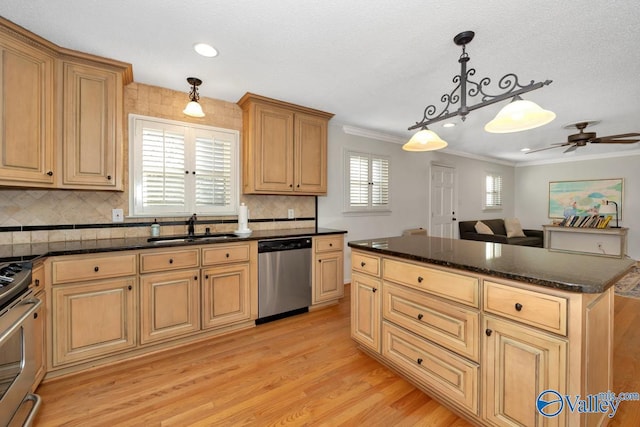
left=128, top=114, right=239, bottom=218
left=343, top=149, right=391, bottom=214
left=483, top=171, right=503, bottom=211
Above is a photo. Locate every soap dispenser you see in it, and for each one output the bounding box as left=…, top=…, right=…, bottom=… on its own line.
left=151, top=219, right=160, bottom=237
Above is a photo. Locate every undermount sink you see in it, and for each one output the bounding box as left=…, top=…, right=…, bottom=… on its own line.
left=147, top=233, right=237, bottom=244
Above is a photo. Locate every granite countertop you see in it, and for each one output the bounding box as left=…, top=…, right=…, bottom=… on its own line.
left=348, top=235, right=635, bottom=293
left=0, top=228, right=346, bottom=262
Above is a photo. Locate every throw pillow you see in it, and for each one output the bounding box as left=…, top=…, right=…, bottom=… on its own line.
left=505, top=218, right=526, bottom=238
left=474, top=221, right=494, bottom=235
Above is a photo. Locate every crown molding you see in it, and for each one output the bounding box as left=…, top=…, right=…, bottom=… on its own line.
left=342, top=125, right=406, bottom=144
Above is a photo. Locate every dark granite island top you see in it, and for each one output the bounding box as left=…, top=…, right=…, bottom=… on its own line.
left=348, top=235, right=635, bottom=293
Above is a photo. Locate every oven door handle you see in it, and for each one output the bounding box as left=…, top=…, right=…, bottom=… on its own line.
left=19, top=393, right=42, bottom=427
left=0, top=297, right=42, bottom=346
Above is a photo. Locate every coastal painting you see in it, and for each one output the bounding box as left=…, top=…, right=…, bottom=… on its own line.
left=548, top=178, right=623, bottom=219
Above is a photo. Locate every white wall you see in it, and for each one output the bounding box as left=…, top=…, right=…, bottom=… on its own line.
left=515, top=154, right=640, bottom=260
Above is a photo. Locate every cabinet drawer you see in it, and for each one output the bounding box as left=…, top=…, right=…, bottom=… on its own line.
left=382, top=282, right=479, bottom=361
left=383, top=259, right=479, bottom=307
left=30, top=263, right=45, bottom=290
left=484, top=281, right=567, bottom=336
left=52, top=253, right=137, bottom=284
left=382, top=321, right=479, bottom=415
left=202, top=243, right=250, bottom=266
left=352, top=252, right=380, bottom=277
left=140, top=249, right=200, bottom=273
left=314, top=235, right=343, bottom=253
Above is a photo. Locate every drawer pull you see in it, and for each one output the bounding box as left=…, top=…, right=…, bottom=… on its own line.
left=360, top=261, right=366, bottom=267
left=35, top=279, right=40, bottom=286
left=485, top=328, right=492, bottom=337
left=47, top=171, right=53, bottom=176
left=515, top=303, right=523, bottom=311
left=329, top=243, right=333, bottom=247
left=417, top=276, right=424, bottom=283
left=417, top=358, right=423, bottom=365
left=94, top=266, right=99, bottom=272
left=417, top=313, right=424, bottom=320
left=128, top=285, right=132, bottom=291
left=226, top=253, right=230, bottom=258
left=194, top=276, right=198, bottom=281
left=169, top=258, right=174, bottom=264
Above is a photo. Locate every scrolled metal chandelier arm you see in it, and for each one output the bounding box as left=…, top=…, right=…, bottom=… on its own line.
left=408, top=31, right=553, bottom=131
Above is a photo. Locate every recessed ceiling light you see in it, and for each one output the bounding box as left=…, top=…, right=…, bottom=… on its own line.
left=194, top=43, right=218, bottom=57
left=443, top=123, right=456, bottom=128
left=520, top=148, right=531, bottom=152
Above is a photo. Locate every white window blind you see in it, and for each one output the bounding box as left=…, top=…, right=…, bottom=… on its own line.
left=485, top=173, right=503, bottom=209
left=345, top=150, right=391, bottom=212
left=130, top=115, right=239, bottom=217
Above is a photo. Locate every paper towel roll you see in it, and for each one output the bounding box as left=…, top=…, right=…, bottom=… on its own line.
left=238, top=203, right=249, bottom=231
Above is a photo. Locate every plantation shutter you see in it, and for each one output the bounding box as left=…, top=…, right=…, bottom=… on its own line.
left=349, top=153, right=369, bottom=207
left=485, top=173, right=503, bottom=208
left=371, top=156, right=389, bottom=208
left=195, top=135, right=233, bottom=208
left=346, top=151, right=391, bottom=211
left=141, top=128, right=185, bottom=207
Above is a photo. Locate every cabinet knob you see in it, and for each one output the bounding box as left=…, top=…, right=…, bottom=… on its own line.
left=417, top=276, right=424, bottom=283
left=417, top=358, right=423, bottom=365
left=107, top=175, right=112, bottom=180
left=205, top=275, right=209, bottom=279
left=318, top=259, right=322, bottom=263
left=289, top=184, right=293, bottom=188
left=329, top=243, right=333, bottom=247
left=296, top=184, right=300, bottom=188
left=225, top=253, right=230, bottom=258
left=94, top=266, right=99, bottom=272
left=515, top=303, right=523, bottom=312
left=417, top=313, right=423, bottom=320
left=372, top=287, right=377, bottom=293
left=194, top=276, right=198, bottom=280
left=47, top=171, right=53, bottom=176
left=169, top=258, right=174, bottom=264
left=360, top=261, right=366, bottom=267
left=128, top=285, right=132, bottom=290
left=35, top=279, right=40, bottom=287
left=485, top=329, right=493, bottom=336
left=34, top=312, right=38, bottom=319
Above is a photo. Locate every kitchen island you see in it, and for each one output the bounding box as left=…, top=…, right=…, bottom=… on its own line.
left=348, top=235, right=634, bottom=427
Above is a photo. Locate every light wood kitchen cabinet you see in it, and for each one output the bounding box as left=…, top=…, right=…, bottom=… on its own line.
left=483, top=315, right=566, bottom=427
left=312, top=235, right=344, bottom=305
left=201, top=263, right=251, bottom=329
left=30, top=263, right=46, bottom=390
left=60, top=58, right=124, bottom=189
left=140, top=270, right=201, bottom=344
left=0, top=16, right=132, bottom=190
left=51, top=277, right=137, bottom=367
left=351, top=271, right=381, bottom=353
left=237, top=92, right=333, bottom=195
left=0, top=22, right=55, bottom=186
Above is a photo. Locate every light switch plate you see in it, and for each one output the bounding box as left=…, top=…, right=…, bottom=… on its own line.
left=288, top=209, right=294, bottom=219
left=112, top=208, right=124, bottom=223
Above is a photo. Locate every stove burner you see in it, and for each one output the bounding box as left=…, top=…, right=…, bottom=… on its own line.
left=0, top=261, right=32, bottom=311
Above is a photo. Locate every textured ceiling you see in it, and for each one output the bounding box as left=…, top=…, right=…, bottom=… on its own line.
left=2, top=0, right=639, bottom=164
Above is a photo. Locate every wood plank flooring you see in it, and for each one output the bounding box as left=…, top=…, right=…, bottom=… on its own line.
left=33, top=289, right=640, bottom=426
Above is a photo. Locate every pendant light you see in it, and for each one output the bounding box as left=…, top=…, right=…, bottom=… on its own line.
left=183, top=77, right=205, bottom=118
left=402, top=127, right=448, bottom=151
left=484, top=95, right=556, bottom=133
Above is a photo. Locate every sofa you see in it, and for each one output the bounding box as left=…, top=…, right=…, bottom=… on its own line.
left=458, top=218, right=543, bottom=247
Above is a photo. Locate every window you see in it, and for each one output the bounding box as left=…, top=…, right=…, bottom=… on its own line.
left=345, top=150, right=390, bottom=212
left=484, top=172, right=503, bottom=209
left=129, top=115, right=239, bottom=217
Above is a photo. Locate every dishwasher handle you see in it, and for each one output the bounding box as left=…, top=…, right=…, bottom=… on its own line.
left=258, top=238, right=312, bottom=253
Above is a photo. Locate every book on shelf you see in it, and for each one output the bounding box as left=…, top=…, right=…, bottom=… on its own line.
left=559, top=214, right=612, bottom=228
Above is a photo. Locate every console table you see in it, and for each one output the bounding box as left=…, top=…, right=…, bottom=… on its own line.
left=543, top=225, right=628, bottom=258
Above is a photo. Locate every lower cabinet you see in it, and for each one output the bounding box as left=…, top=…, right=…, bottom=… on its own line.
left=52, top=277, right=137, bottom=366
left=312, top=235, right=345, bottom=306
left=140, top=269, right=201, bottom=344
left=350, top=272, right=381, bottom=353
left=32, top=290, right=46, bottom=390
left=201, top=263, right=251, bottom=329
left=483, top=315, right=566, bottom=427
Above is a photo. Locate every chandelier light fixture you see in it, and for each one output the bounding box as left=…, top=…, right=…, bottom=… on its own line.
left=404, top=31, right=555, bottom=151
left=183, top=77, right=205, bottom=117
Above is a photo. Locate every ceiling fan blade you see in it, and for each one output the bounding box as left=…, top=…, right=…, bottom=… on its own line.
left=598, top=132, right=640, bottom=140
left=563, top=145, right=578, bottom=153
left=525, top=143, right=570, bottom=154
left=592, top=136, right=640, bottom=144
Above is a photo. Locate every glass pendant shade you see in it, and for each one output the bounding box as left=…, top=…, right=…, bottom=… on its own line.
left=183, top=101, right=205, bottom=118
left=484, top=96, right=556, bottom=133
left=402, top=129, right=448, bottom=151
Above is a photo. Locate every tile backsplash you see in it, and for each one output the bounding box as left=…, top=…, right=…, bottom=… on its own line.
left=0, top=83, right=317, bottom=244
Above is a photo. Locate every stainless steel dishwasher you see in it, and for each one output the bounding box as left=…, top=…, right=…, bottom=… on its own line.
left=256, top=237, right=312, bottom=324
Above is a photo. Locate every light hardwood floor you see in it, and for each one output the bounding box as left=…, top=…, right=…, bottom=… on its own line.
left=33, top=287, right=640, bottom=426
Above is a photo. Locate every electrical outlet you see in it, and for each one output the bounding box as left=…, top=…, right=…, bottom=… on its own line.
left=288, top=208, right=294, bottom=219
left=112, top=208, right=124, bottom=223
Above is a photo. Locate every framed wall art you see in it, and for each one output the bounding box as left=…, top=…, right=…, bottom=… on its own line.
left=548, top=178, right=623, bottom=219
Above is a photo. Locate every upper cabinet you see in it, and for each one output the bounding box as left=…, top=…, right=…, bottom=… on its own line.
left=0, top=17, right=132, bottom=190
left=237, top=93, right=333, bottom=195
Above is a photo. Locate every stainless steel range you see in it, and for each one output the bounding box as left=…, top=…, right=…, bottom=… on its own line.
left=0, top=261, right=42, bottom=427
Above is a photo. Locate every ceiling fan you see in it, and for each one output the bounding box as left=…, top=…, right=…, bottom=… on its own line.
left=526, top=120, right=640, bottom=154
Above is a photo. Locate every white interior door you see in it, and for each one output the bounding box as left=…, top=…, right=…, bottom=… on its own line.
left=430, top=164, right=456, bottom=238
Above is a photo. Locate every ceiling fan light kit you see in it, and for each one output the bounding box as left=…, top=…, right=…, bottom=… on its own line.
left=183, top=77, right=205, bottom=117
left=406, top=30, right=555, bottom=151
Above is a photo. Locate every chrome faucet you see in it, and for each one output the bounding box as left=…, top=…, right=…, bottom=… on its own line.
left=187, top=213, right=197, bottom=236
